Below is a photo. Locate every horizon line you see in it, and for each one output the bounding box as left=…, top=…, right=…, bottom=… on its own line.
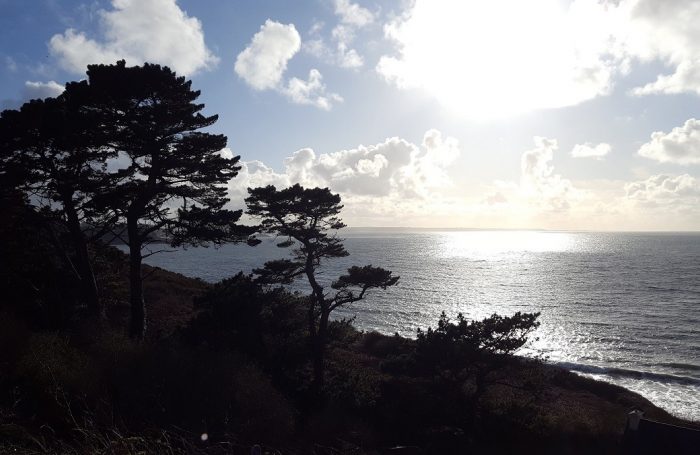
left=344, top=226, right=700, bottom=233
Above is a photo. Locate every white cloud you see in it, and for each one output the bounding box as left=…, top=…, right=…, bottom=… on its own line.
left=332, top=25, right=364, bottom=68
left=224, top=130, right=699, bottom=230
left=303, top=21, right=365, bottom=69
left=638, top=119, right=700, bottom=165
left=333, top=0, right=374, bottom=27
left=235, top=20, right=301, bottom=90
left=282, top=69, right=343, bottom=110
left=625, top=174, right=700, bottom=209
left=621, top=0, right=700, bottom=96
left=519, top=137, right=579, bottom=212
left=22, top=81, right=65, bottom=100
left=303, top=1, right=373, bottom=70
left=337, top=45, right=364, bottom=69
left=571, top=142, right=611, bottom=160
left=228, top=129, right=460, bottom=203
left=236, top=21, right=342, bottom=110
left=218, top=148, right=235, bottom=159
left=49, top=0, right=218, bottom=76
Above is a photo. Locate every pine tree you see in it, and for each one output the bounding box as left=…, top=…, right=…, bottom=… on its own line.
left=0, top=81, right=114, bottom=318
left=86, top=61, right=252, bottom=339
left=246, top=184, right=399, bottom=392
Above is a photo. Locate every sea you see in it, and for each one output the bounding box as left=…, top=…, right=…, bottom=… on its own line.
left=121, top=229, right=700, bottom=422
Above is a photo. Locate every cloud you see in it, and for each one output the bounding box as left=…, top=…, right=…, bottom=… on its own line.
left=23, top=81, right=65, bottom=100
left=333, top=0, right=374, bottom=27
left=236, top=20, right=342, bottom=110
left=1, top=80, right=66, bottom=110
left=224, top=130, right=698, bottom=230
left=235, top=20, right=301, bottom=90
left=520, top=137, right=579, bottom=212
left=49, top=0, right=218, bottom=76
left=625, top=174, right=700, bottom=210
left=228, top=129, right=460, bottom=204
left=218, top=148, right=235, bottom=159
left=303, top=20, right=366, bottom=69
left=303, top=1, right=373, bottom=70
left=332, top=25, right=364, bottom=68
left=571, top=142, right=611, bottom=160
left=282, top=69, right=343, bottom=110
left=638, top=119, right=700, bottom=165
left=622, top=0, right=700, bottom=96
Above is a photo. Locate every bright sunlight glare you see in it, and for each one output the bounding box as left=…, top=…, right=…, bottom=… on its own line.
left=379, top=0, right=617, bottom=118
left=439, top=230, right=575, bottom=259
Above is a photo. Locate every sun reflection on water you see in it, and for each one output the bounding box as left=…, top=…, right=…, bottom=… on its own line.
left=437, top=230, right=576, bottom=259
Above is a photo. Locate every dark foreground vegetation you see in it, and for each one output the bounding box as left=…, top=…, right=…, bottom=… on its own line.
left=2, top=61, right=697, bottom=453
left=1, top=192, right=696, bottom=455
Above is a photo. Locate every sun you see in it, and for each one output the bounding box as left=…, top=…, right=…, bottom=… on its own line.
left=379, top=0, right=615, bottom=118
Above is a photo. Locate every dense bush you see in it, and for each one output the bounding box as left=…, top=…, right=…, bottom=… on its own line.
left=0, top=191, right=82, bottom=329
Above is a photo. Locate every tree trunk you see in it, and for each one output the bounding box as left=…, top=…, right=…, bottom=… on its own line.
left=312, top=308, right=330, bottom=393
left=63, top=196, right=102, bottom=318
left=127, top=216, right=146, bottom=340
left=304, top=246, right=328, bottom=396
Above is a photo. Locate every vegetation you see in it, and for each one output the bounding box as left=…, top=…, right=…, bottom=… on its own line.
left=1, top=60, right=253, bottom=339
left=0, top=82, right=115, bottom=318
left=1, top=61, right=695, bottom=454
left=246, top=184, right=398, bottom=392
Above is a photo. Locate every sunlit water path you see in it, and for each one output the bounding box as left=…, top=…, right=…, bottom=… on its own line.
left=120, top=230, right=700, bottom=421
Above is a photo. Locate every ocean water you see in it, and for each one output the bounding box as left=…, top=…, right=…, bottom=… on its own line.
left=123, top=230, right=700, bottom=421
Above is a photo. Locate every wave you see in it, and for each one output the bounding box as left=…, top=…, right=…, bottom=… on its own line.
left=655, top=362, right=700, bottom=373
left=554, top=361, right=700, bottom=386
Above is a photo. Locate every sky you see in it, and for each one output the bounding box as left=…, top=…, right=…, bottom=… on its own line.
left=1, top=0, right=700, bottom=230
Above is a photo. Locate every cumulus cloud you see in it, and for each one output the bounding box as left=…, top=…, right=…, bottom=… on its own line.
left=623, top=0, right=700, bottom=96
left=228, top=129, right=460, bottom=205
left=481, top=137, right=582, bottom=217
left=625, top=174, right=700, bottom=210
left=218, top=148, right=235, bottom=160
left=1, top=80, right=65, bottom=110
left=571, top=142, right=611, bottom=160
left=22, top=81, right=65, bottom=100
left=235, top=20, right=301, bottom=90
left=49, top=0, right=218, bottom=76
left=236, top=20, right=342, bottom=109
left=638, top=118, right=700, bottom=165
left=520, top=137, right=579, bottom=212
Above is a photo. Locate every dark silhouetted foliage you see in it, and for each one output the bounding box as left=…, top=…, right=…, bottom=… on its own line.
left=82, top=60, right=254, bottom=339
left=245, top=184, right=399, bottom=393
left=0, top=83, right=115, bottom=318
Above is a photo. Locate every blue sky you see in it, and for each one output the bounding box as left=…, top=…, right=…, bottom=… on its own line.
left=2, top=0, right=700, bottom=230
